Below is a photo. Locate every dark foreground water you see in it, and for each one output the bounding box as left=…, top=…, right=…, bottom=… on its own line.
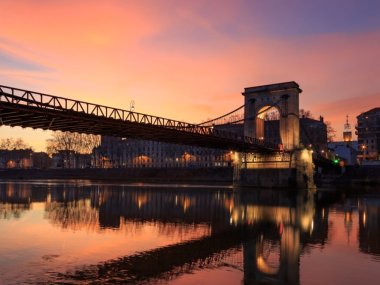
left=0, top=181, right=379, bottom=284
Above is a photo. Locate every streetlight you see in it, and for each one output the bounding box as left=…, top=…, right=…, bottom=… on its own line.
left=361, top=144, right=367, bottom=161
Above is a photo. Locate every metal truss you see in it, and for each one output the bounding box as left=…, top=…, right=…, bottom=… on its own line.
left=0, top=85, right=279, bottom=152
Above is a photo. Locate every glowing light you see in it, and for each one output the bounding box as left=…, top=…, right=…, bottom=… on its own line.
left=256, top=256, right=279, bottom=275
left=182, top=197, right=191, bottom=212
left=46, top=193, right=51, bottom=203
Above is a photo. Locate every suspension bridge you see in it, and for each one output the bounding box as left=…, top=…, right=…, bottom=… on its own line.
left=0, top=82, right=316, bottom=188
left=0, top=84, right=278, bottom=152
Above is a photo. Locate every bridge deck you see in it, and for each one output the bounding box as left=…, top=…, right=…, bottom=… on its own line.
left=0, top=85, right=278, bottom=152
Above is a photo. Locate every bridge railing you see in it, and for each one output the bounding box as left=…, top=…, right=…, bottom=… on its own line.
left=0, top=84, right=209, bottom=131
left=0, top=85, right=278, bottom=151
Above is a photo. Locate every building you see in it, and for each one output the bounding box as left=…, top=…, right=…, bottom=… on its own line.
left=328, top=141, right=358, bottom=166
left=328, top=115, right=358, bottom=166
left=263, top=116, right=328, bottom=152
left=32, top=152, right=52, bottom=169
left=216, top=116, right=327, bottom=152
left=93, top=136, right=233, bottom=168
left=356, top=108, right=380, bottom=162
left=0, top=149, right=33, bottom=169
left=94, top=114, right=327, bottom=169
left=343, top=115, right=353, bottom=142
left=51, top=150, right=92, bottom=168
left=299, top=116, right=328, bottom=152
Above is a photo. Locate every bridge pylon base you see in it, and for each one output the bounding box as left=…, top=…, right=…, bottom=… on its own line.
left=233, top=149, right=316, bottom=190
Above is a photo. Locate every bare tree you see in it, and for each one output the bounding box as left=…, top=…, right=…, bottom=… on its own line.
left=325, top=121, right=336, bottom=142
left=0, top=137, right=31, bottom=150
left=299, top=109, right=314, bottom=119
left=264, top=108, right=280, bottom=121
left=46, top=132, right=100, bottom=168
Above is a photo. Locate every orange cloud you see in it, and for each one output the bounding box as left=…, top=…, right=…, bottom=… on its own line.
left=0, top=1, right=379, bottom=149
left=312, top=93, right=380, bottom=139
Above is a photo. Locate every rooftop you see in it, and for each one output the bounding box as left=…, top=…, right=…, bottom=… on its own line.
left=243, top=81, right=302, bottom=94
left=357, top=107, right=380, bottom=118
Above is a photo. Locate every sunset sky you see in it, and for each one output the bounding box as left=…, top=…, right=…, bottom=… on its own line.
left=1, top=0, right=379, bottom=151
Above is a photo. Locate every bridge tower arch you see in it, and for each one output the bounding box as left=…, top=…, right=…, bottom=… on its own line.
left=234, top=81, right=315, bottom=189
left=243, top=82, right=301, bottom=150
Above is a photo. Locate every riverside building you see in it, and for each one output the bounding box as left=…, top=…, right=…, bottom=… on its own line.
left=93, top=136, right=233, bottom=168
left=94, top=115, right=327, bottom=169
left=356, top=108, right=380, bottom=162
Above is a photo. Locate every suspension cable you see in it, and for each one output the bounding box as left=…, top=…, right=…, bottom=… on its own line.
left=197, top=104, right=245, bottom=126
left=200, top=97, right=285, bottom=127
left=209, top=105, right=275, bottom=126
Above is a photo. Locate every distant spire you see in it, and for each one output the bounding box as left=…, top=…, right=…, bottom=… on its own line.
left=343, top=115, right=352, bottom=142
left=344, top=115, right=351, bottom=131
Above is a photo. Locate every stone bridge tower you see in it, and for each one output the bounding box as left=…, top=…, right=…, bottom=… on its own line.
left=234, top=81, right=315, bottom=189
left=243, top=81, right=301, bottom=150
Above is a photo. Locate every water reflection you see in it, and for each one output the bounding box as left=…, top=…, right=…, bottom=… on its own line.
left=0, top=182, right=379, bottom=284
left=359, top=198, right=380, bottom=257
left=0, top=183, right=32, bottom=219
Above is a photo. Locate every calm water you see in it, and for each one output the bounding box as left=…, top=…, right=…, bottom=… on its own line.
left=0, top=181, right=379, bottom=284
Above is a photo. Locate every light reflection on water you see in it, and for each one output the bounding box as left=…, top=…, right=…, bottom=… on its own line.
left=0, top=182, right=379, bottom=284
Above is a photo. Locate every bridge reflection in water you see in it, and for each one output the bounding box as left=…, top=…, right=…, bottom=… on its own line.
left=0, top=182, right=379, bottom=284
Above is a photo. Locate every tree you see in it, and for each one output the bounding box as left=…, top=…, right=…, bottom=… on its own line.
left=325, top=121, right=336, bottom=142
left=264, top=108, right=280, bottom=121
left=0, top=137, right=31, bottom=150
left=46, top=132, right=100, bottom=168
left=299, top=109, right=314, bottom=119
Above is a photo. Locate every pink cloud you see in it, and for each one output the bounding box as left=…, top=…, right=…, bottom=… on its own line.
left=312, top=93, right=380, bottom=140
left=0, top=1, right=379, bottom=149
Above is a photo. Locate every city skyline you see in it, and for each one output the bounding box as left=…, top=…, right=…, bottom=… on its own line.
left=1, top=0, right=380, bottom=151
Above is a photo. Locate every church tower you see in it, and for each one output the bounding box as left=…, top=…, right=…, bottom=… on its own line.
left=343, top=115, right=352, bottom=142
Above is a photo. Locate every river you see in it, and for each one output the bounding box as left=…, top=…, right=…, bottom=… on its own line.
left=0, top=181, right=379, bottom=284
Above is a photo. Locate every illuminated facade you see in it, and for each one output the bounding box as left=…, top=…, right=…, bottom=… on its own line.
left=93, top=136, right=233, bottom=168
left=0, top=149, right=33, bottom=169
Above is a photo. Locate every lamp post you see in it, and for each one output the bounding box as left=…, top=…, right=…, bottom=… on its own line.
left=361, top=144, right=367, bottom=163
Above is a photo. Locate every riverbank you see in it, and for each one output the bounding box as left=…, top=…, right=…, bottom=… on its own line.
left=315, top=165, right=380, bottom=187
left=0, top=167, right=234, bottom=185
left=1, top=165, right=379, bottom=187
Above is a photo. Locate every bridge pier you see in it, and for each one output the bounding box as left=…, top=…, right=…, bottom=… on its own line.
left=234, top=81, right=316, bottom=190
left=243, top=225, right=301, bottom=285
left=233, top=149, right=315, bottom=189
left=235, top=189, right=313, bottom=285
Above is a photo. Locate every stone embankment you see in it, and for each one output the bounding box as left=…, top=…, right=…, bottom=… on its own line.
left=0, top=167, right=234, bottom=185
left=1, top=165, right=379, bottom=187
left=317, top=165, right=380, bottom=187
